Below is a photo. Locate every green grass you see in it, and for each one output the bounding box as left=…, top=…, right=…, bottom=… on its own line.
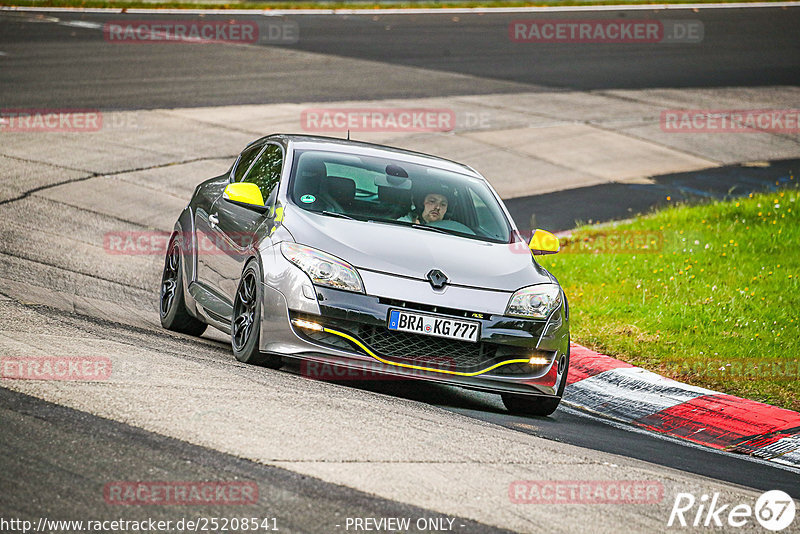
left=1, top=0, right=790, bottom=9
left=537, top=181, right=800, bottom=411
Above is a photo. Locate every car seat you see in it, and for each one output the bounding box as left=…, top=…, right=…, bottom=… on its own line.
left=377, top=185, right=413, bottom=219
left=319, top=176, right=356, bottom=213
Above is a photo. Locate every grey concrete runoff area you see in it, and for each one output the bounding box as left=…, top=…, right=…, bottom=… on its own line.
left=2, top=5, right=800, bottom=533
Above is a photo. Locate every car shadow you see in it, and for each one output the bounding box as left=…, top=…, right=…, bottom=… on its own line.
left=281, top=359, right=508, bottom=414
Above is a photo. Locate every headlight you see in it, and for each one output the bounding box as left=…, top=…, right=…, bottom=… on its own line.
left=506, top=284, right=562, bottom=319
left=280, top=242, right=364, bottom=293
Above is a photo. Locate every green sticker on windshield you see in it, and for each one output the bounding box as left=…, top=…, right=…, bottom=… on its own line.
left=300, top=194, right=316, bottom=204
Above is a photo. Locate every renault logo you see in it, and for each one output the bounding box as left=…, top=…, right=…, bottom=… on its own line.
left=427, top=269, right=449, bottom=289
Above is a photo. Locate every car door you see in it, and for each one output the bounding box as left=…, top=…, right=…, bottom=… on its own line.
left=194, top=142, right=264, bottom=320
left=201, top=142, right=285, bottom=321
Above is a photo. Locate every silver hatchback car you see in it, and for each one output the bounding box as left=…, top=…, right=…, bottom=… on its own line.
left=160, top=134, right=570, bottom=415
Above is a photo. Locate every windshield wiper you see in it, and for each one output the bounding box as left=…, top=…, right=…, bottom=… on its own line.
left=409, top=223, right=450, bottom=235
left=368, top=218, right=452, bottom=236
left=319, top=211, right=356, bottom=220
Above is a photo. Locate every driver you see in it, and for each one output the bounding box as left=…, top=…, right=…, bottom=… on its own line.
left=399, top=186, right=450, bottom=224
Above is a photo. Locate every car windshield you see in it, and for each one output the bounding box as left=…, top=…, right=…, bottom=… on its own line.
left=289, top=149, right=512, bottom=243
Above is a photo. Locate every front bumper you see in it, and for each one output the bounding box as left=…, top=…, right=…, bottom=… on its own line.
left=260, top=283, right=570, bottom=398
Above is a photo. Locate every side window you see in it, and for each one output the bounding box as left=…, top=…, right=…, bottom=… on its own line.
left=232, top=143, right=263, bottom=183
left=243, top=144, right=283, bottom=206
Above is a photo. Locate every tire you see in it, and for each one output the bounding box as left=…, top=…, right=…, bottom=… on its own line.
left=501, top=345, right=570, bottom=417
left=231, top=261, right=282, bottom=369
left=160, top=237, right=207, bottom=337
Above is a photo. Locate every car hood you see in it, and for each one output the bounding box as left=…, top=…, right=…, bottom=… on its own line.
left=282, top=208, right=554, bottom=292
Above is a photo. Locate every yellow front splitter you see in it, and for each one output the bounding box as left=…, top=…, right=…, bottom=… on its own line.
left=320, top=326, right=535, bottom=377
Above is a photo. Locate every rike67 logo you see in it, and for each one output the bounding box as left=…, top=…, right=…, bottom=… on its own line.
left=668, top=490, right=796, bottom=531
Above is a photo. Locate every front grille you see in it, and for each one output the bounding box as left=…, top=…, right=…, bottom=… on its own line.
left=488, top=362, right=537, bottom=375
left=290, top=312, right=541, bottom=375
left=357, top=324, right=497, bottom=372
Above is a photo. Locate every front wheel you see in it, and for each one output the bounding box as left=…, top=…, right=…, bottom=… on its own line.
left=231, top=261, right=282, bottom=369
left=501, top=345, right=570, bottom=417
left=160, top=237, right=207, bottom=337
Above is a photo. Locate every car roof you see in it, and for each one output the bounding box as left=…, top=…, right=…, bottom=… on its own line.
left=261, top=134, right=482, bottom=178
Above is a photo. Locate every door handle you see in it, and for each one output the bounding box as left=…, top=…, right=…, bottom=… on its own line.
left=208, top=214, right=219, bottom=228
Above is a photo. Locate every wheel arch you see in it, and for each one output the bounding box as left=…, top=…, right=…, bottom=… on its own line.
left=171, top=208, right=199, bottom=317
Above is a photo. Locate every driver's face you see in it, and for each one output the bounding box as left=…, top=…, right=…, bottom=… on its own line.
left=421, top=193, right=448, bottom=223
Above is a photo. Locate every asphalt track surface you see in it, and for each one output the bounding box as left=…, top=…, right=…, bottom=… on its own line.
left=321, top=372, right=800, bottom=497
left=0, top=7, right=798, bottom=109
left=1, top=387, right=511, bottom=534
left=506, top=158, right=800, bottom=231
left=1, top=5, right=800, bottom=532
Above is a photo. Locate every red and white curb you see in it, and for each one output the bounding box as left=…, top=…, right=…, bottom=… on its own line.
left=565, top=343, right=800, bottom=468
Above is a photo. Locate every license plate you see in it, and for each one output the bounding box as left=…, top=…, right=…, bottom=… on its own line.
left=387, top=309, right=480, bottom=343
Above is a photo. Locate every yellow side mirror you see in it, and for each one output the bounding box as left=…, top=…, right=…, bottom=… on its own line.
left=529, top=229, right=560, bottom=255
left=223, top=183, right=267, bottom=213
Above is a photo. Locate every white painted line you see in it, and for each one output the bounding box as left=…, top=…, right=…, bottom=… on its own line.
left=58, top=20, right=103, bottom=29
left=1, top=2, right=799, bottom=15
left=0, top=52, right=7, bottom=56
left=751, top=435, right=800, bottom=464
